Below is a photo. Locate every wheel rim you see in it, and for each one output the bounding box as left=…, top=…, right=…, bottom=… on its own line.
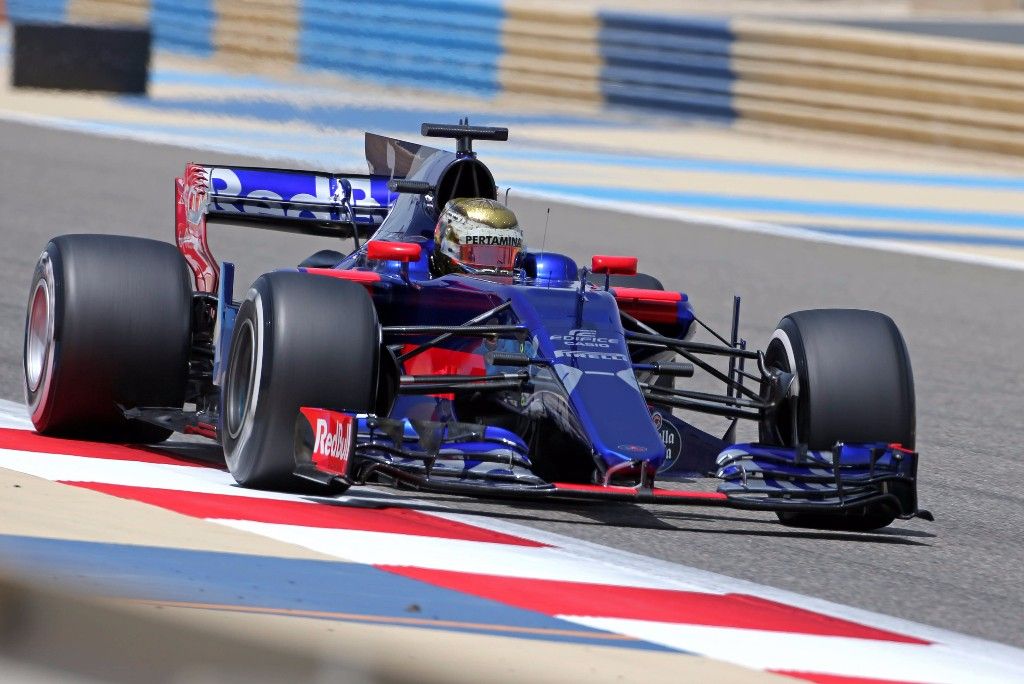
left=764, top=336, right=798, bottom=447
left=25, top=279, right=52, bottom=393
left=225, top=319, right=256, bottom=440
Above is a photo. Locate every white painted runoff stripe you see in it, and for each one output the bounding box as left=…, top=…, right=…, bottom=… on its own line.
left=2, top=107, right=1023, bottom=274
left=0, top=439, right=706, bottom=590
left=0, top=108, right=367, bottom=175
left=0, top=400, right=31, bottom=429
left=0, top=447, right=422, bottom=514
left=2, top=397, right=1023, bottom=683
left=569, top=618, right=1023, bottom=684
left=0, top=447, right=336, bottom=504
left=422, top=500, right=1024, bottom=675
left=217, top=519, right=708, bottom=591
left=517, top=187, right=1024, bottom=273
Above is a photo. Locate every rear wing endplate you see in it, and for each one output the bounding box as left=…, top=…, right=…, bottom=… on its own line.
left=175, top=163, right=398, bottom=293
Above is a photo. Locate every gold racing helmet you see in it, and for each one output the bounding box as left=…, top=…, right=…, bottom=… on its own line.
left=432, top=198, right=523, bottom=275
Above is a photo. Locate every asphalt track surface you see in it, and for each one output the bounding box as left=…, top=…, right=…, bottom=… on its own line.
left=0, top=120, right=1021, bottom=649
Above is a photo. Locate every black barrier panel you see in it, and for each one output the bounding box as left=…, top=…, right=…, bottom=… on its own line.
left=12, top=22, right=151, bottom=94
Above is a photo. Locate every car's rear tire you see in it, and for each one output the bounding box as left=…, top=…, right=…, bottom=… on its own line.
left=760, top=309, right=915, bottom=531
left=24, top=235, right=192, bottom=442
left=585, top=271, right=664, bottom=291
left=222, top=272, right=381, bottom=490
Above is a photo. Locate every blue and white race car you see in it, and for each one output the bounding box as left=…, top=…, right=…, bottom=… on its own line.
left=23, top=122, right=931, bottom=531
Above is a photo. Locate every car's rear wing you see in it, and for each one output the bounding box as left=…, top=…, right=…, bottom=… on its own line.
left=175, top=163, right=398, bottom=293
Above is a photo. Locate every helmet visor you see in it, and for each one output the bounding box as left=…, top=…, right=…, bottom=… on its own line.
left=459, top=244, right=520, bottom=271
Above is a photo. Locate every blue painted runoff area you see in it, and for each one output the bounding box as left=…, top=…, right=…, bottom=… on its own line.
left=128, top=60, right=1024, bottom=192
left=800, top=226, right=1024, bottom=248
left=298, top=0, right=505, bottom=96
left=599, top=13, right=737, bottom=121
left=122, top=96, right=611, bottom=132
left=150, top=69, right=320, bottom=92
left=518, top=183, right=1024, bottom=231
left=0, top=534, right=673, bottom=650
left=151, top=0, right=215, bottom=57
left=600, top=13, right=734, bottom=41
left=492, top=148, right=1024, bottom=190
left=6, top=0, right=69, bottom=23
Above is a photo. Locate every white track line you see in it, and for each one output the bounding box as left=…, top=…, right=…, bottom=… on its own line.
left=517, top=187, right=1024, bottom=273
left=2, top=109, right=1023, bottom=273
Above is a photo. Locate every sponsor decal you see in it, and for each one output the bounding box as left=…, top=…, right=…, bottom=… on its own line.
left=462, top=234, right=521, bottom=246
left=553, top=350, right=628, bottom=361
left=302, top=409, right=355, bottom=477
left=652, top=412, right=683, bottom=472
left=207, top=167, right=391, bottom=221
left=314, top=418, right=351, bottom=459
left=550, top=329, right=617, bottom=349
left=617, top=444, right=648, bottom=454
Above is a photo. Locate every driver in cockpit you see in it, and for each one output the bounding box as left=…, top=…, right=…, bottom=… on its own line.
left=429, top=198, right=523, bottom=277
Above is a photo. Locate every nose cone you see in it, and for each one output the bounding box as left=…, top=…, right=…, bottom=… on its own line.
left=511, top=286, right=667, bottom=481
left=553, top=362, right=666, bottom=474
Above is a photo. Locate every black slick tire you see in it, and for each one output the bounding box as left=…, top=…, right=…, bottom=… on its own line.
left=221, top=272, right=381, bottom=491
left=24, top=234, right=192, bottom=443
left=585, top=271, right=665, bottom=291
left=761, top=309, right=915, bottom=531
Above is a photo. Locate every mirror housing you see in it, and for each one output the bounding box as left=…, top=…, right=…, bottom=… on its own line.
left=367, top=241, right=422, bottom=263
left=591, top=255, right=637, bottom=276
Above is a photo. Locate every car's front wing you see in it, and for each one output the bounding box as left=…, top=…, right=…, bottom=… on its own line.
left=293, top=408, right=929, bottom=521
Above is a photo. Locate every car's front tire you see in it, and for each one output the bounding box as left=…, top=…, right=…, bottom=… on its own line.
left=24, top=234, right=192, bottom=442
left=222, top=272, right=381, bottom=490
left=760, top=308, right=915, bottom=531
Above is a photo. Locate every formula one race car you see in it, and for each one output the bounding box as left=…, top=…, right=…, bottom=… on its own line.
left=23, top=122, right=931, bottom=531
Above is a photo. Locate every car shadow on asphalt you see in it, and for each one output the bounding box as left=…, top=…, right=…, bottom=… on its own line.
left=563, top=505, right=935, bottom=546
left=330, top=491, right=935, bottom=546
left=153, top=440, right=228, bottom=468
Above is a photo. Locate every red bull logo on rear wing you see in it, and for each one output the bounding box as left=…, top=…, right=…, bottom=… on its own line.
left=204, top=164, right=397, bottom=222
